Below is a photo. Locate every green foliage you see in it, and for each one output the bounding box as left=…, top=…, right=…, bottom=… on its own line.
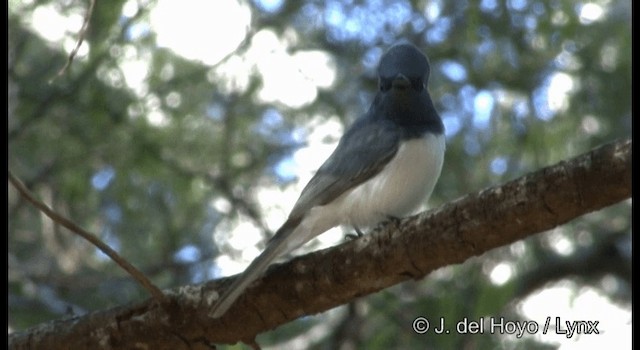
left=9, top=0, right=630, bottom=348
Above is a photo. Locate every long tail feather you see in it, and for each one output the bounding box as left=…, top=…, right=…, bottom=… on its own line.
left=209, top=227, right=295, bottom=318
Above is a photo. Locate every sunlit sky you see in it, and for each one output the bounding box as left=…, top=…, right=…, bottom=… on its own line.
left=14, top=0, right=629, bottom=348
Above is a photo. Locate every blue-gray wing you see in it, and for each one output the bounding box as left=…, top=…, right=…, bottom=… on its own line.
left=287, top=118, right=401, bottom=221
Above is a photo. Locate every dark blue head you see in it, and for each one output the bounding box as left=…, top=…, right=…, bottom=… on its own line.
left=377, top=43, right=431, bottom=87
left=370, top=43, right=442, bottom=136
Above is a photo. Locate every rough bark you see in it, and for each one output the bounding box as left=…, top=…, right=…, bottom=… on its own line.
left=9, top=138, right=631, bottom=349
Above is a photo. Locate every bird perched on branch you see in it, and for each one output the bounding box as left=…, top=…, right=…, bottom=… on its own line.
left=210, top=42, right=445, bottom=318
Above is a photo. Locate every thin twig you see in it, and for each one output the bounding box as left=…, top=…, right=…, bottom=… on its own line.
left=8, top=170, right=166, bottom=303
left=50, top=0, right=96, bottom=82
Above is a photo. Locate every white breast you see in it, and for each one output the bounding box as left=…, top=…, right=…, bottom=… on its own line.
left=339, top=132, right=446, bottom=228
left=285, top=132, right=445, bottom=252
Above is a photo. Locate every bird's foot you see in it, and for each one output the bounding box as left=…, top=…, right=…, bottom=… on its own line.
left=345, top=226, right=365, bottom=240
left=385, top=215, right=402, bottom=228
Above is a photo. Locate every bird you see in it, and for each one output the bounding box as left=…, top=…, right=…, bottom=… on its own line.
left=210, top=42, right=445, bottom=318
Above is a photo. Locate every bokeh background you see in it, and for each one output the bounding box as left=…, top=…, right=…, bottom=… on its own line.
left=8, top=0, right=631, bottom=349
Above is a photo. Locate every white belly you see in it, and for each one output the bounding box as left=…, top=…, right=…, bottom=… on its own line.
left=335, top=132, right=445, bottom=228
left=280, top=132, right=445, bottom=253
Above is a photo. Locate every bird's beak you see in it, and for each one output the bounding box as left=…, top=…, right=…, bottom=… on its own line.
left=392, top=74, right=411, bottom=90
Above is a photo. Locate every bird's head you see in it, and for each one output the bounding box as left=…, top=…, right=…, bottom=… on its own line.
left=374, top=43, right=434, bottom=125
left=377, top=43, right=430, bottom=95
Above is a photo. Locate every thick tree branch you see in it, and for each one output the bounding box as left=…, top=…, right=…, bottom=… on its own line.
left=8, top=138, right=631, bottom=349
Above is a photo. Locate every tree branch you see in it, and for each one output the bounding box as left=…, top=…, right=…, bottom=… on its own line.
left=7, top=171, right=166, bottom=304
left=50, top=0, right=96, bottom=82
left=8, top=138, right=631, bottom=349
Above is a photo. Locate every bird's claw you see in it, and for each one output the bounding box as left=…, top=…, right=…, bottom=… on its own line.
left=345, top=226, right=365, bottom=240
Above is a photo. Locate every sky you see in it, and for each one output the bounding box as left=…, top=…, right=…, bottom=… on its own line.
left=13, top=0, right=629, bottom=348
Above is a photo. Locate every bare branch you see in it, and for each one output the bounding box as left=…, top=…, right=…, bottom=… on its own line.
left=8, top=170, right=166, bottom=303
left=50, top=0, right=96, bottom=82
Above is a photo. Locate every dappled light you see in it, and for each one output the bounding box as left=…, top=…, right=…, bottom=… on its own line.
left=8, top=0, right=630, bottom=348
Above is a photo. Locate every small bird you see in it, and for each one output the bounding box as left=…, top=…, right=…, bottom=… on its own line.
left=210, top=42, right=445, bottom=318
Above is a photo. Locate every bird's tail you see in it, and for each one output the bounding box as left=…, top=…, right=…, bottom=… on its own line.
left=209, top=223, right=299, bottom=318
